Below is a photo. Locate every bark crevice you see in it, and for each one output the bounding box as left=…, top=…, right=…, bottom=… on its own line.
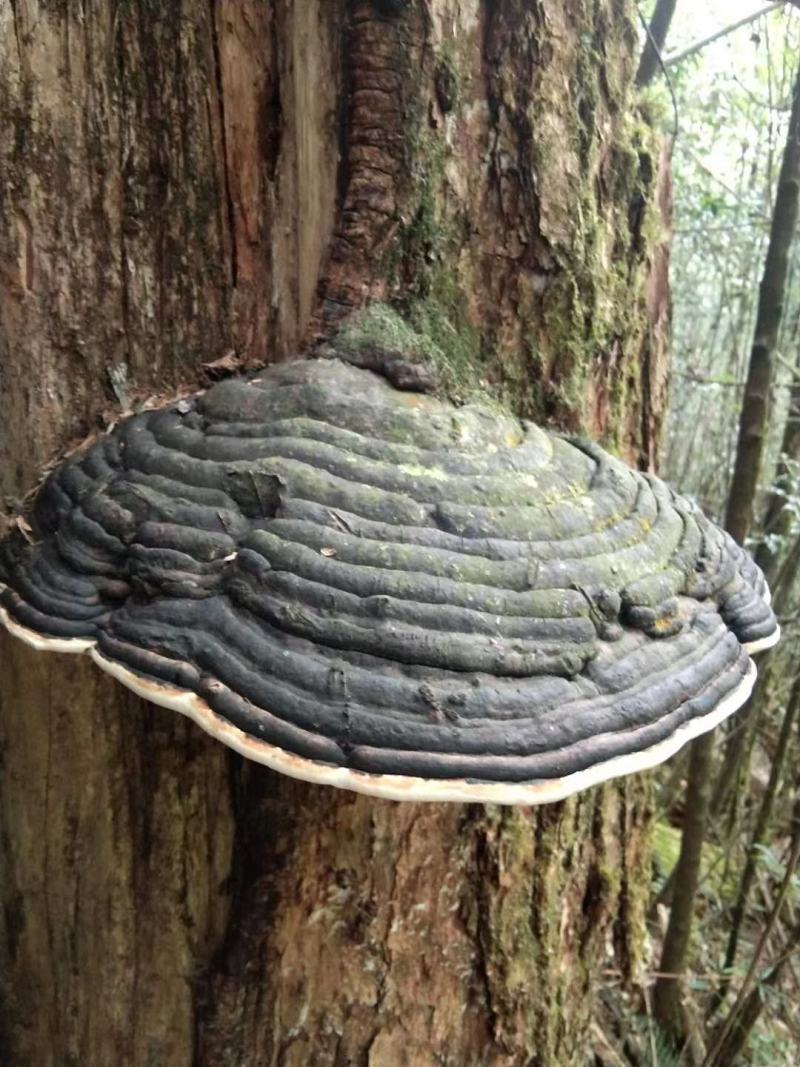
left=209, top=1, right=239, bottom=290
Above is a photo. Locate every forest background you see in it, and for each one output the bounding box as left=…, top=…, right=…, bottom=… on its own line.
left=609, top=1, right=800, bottom=1063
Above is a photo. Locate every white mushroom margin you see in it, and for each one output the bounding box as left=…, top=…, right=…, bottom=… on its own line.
left=0, top=597, right=780, bottom=806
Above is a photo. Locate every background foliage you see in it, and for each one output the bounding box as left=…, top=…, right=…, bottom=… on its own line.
left=604, top=3, right=800, bottom=1063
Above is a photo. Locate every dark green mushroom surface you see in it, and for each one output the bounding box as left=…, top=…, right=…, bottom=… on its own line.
left=0, top=359, right=779, bottom=803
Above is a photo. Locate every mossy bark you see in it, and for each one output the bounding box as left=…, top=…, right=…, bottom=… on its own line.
left=0, top=2, right=669, bottom=1064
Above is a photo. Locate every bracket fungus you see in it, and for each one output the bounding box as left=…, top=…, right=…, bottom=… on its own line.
left=0, top=357, right=779, bottom=804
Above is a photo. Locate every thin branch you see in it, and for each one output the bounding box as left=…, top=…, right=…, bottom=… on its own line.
left=683, top=146, right=773, bottom=220
left=665, top=3, right=785, bottom=69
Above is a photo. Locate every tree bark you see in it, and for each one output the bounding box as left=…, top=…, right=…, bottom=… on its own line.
left=0, top=3, right=670, bottom=1064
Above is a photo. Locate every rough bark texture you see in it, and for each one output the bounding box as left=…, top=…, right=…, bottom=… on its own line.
left=0, top=2, right=669, bottom=1064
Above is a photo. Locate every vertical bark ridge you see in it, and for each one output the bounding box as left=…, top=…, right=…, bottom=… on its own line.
left=196, top=774, right=650, bottom=1066
left=639, top=138, right=673, bottom=472
left=313, top=1, right=425, bottom=335
left=0, top=634, right=234, bottom=1066
left=209, top=0, right=239, bottom=291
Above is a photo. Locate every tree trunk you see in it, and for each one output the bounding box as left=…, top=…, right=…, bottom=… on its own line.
left=652, top=725, right=715, bottom=1038
left=755, top=358, right=800, bottom=586
left=724, top=59, right=800, bottom=546
left=635, top=0, right=677, bottom=89
left=0, top=3, right=669, bottom=1064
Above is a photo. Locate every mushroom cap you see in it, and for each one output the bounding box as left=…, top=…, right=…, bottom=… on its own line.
left=0, top=359, right=779, bottom=804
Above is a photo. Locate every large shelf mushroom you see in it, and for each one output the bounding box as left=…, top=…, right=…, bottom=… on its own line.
left=0, top=357, right=779, bottom=804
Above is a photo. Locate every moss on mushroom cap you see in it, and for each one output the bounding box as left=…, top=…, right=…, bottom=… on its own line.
left=0, top=358, right=779, bottom=804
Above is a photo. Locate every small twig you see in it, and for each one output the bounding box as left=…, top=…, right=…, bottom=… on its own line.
left=773, top=348, right=800, bottom=380
left=674, top=371, right=744, bottom=387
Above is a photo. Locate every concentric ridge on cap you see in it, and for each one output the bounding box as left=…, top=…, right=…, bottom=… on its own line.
left=0, top=358, right=779, bottom=803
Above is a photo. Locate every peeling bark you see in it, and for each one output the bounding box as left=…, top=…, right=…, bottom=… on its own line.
left=0, top=2, right=669, bottom=1063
